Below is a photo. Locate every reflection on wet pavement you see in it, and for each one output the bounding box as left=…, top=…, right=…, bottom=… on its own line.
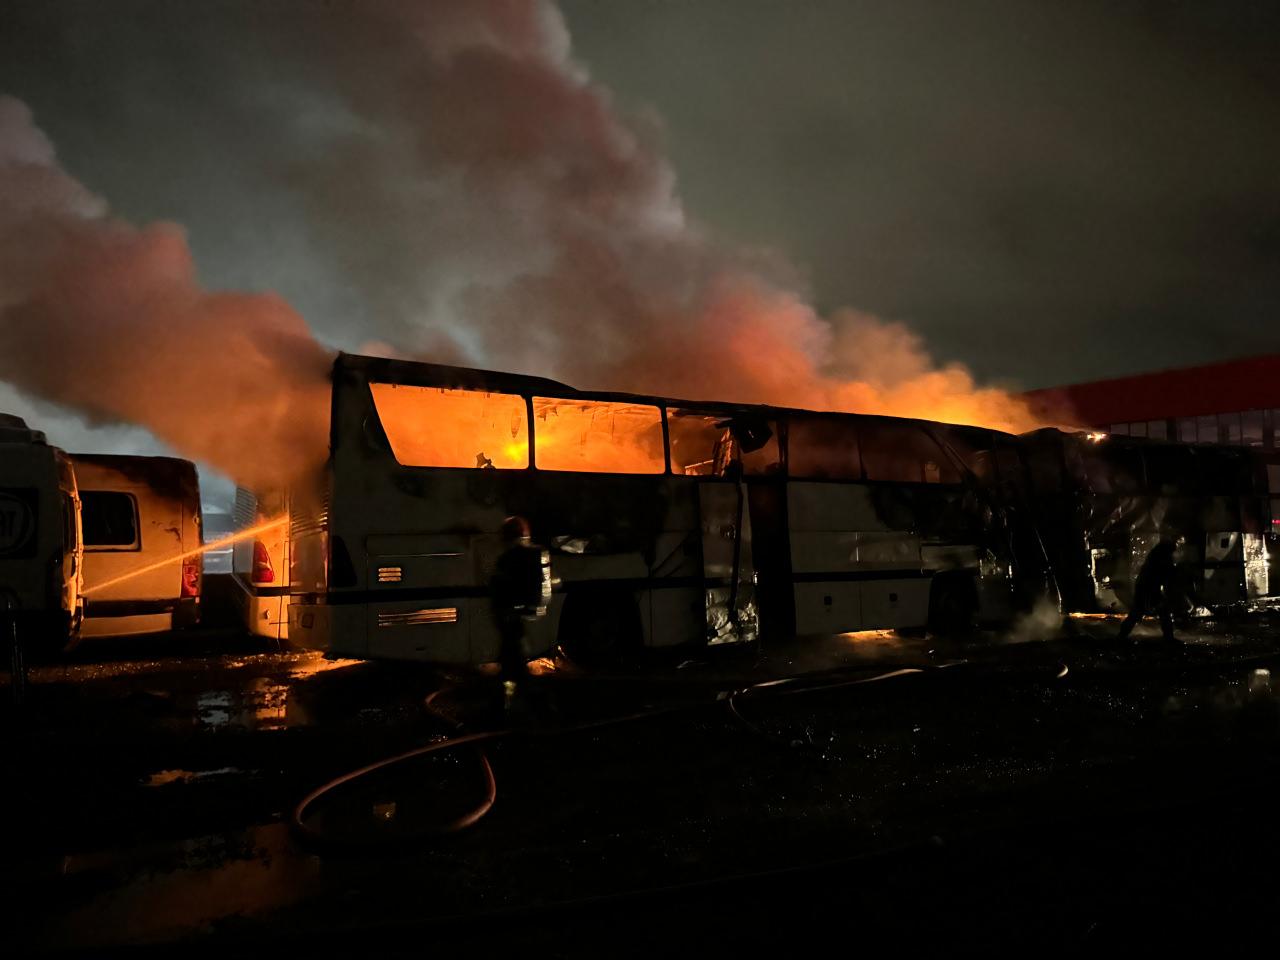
left=144, top=767, right=243, bottom=788
left=43, top=825, right=320, bottom=949
left=7, top=618, right=1280, bottom=952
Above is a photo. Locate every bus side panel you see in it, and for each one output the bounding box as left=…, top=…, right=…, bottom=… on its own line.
left=647, top=525, right=704, bottom=648
left=367, top=596, right=472, bottom=662
left=649, top=587, right=705, bottom=647
left=861, top=578, right=932, bottom=629
left=787, top=483, right=930, bottom=633
left=289, top=600, right=342, bottom=654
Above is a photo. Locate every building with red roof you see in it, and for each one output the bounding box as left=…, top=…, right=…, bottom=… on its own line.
left=1024, top=354, right=1280, bottom=449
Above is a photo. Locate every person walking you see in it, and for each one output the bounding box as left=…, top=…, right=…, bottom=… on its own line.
left=1117, top=535, right=1180, bottom=643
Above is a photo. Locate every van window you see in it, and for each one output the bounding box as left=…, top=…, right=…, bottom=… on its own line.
left=534, top=398, right=665, bottom=474
left=788, top=417, right=861, bottom=480
left=81, top=491, right=139, bottom=549
left=370, top=383, right=529, bottom=469
left=859, top=419, right=960, bottom=484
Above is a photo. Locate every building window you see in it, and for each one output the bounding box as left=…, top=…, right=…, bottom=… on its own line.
left=1196, top=415, right=1217, bottom=444
left=1219, top=412, right=1242, bottom=446
left=1177, top=418, right=1196, bottom=444
left=1242, top=411, right=1263, bottom=448
left=1146, top=420, right=1168, bottom=441
left=1128, top=421, right=1147, bottom=439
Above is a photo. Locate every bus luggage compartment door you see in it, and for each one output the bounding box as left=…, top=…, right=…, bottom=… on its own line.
left=364, top=533, right=473, bottom=663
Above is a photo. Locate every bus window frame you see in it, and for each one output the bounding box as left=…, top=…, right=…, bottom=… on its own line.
left=531, top=396, right=669, bottom=477
left=366, top=382, right=535, bottom=473
left=361, top=368, right=986, bottom=490
left=784, top=415, right=864, bottom=483
left=849, top=415, right=965, bottom=487
left=368, top=382, right=678, bottom=478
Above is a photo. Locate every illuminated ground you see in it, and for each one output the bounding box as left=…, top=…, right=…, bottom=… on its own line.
left=4, top=611, right=1280, bottom=952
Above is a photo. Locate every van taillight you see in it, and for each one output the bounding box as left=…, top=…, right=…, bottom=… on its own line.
left=181, top=557, right=201, bottom=598
left=251, top=541, right=275, bottom=584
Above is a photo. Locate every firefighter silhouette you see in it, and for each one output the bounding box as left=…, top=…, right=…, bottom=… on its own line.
left=1117, top=535, right=1181, bottom=643
left=490, top=515, right=550, bottom=711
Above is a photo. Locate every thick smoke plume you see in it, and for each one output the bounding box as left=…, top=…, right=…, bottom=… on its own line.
left=0, top=1, right=1047, bottom=487
left=360, top=0, right=1044, bottom=430
left=0, top=97, right=331, bottom=490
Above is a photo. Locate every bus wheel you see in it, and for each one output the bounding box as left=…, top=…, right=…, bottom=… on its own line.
left=558, top=592, right=642, bottom=670
left=928, top=575, right=977, bottom=637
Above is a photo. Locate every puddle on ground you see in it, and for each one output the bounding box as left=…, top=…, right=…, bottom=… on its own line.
left=184, top=656, right=363, bottom=732
left=44, top=824, right=318, bottom=950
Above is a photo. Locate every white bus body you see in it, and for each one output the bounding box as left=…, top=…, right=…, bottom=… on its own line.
left=72, top=454, right=202, bottom=638
left=289, top=355, right=1039, bottom=665
left=0, top=414, right=83, bottom=655
left=231, top=487, right=290, bottom=642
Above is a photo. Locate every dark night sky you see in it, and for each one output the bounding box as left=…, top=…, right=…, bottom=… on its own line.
left=560, top=0, right=1280, bottom=385
left=1, top=0, right=1277, bottom=400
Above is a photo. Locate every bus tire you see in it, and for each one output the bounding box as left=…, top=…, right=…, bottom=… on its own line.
left=928, top=574, right=977, bottom=636
left=558, top=590, right=643, bottom=669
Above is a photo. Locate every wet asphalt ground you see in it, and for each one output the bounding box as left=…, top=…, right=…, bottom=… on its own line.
left=4, top=608, right=1280, bottom=954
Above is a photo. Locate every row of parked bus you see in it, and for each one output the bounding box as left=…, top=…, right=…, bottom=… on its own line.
left=0, top=414, right=286, bottom=658
left=4, top=354, right=1278, bottom=664
left=281, top=354, right=1280, bottom=667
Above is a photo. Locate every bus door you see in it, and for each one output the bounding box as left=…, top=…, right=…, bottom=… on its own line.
left=665, top=409, right=763, bottom=646
left=697, top=479, right=755, bottom=645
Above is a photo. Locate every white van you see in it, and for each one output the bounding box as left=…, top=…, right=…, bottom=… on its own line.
left=231, top=487, right=290, bottom=643
left=72, top=454, right=202, bottom=638
left=0, top=414, right=83, bottom=657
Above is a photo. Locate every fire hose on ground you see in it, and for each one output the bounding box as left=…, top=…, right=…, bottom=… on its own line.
left=290, top=661, right=1025, bottom=852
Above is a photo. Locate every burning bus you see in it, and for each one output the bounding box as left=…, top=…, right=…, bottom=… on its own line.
left=1020, top=428, right=1277, bottom=615
left=287, top=354, right=1050, bottom=665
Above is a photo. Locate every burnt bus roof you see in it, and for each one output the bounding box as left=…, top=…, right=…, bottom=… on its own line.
left=335, top=352, right=1020, bottom=439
